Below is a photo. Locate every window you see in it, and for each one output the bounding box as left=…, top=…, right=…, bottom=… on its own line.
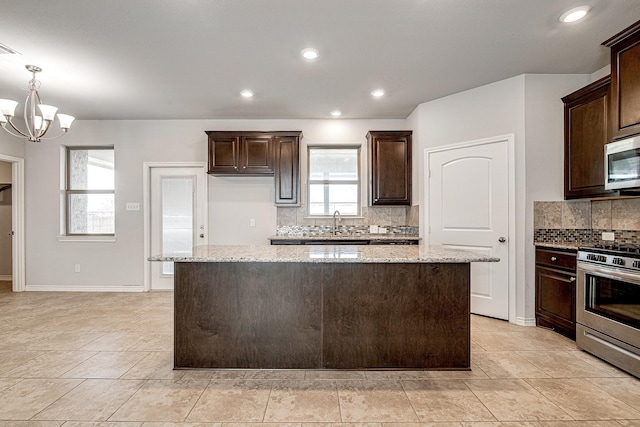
left=308, top=146, right=360, bottom=216
left=66, top=146, right=115, bottom=235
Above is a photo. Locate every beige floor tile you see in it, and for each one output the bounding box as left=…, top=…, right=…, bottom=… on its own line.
left=471, top=352, right=550, bottom=379
left=425, top=364, right=489, bottom=380
left=186, top=380, right=273, bottom=422
left=109, top=379, right=208, bottom=422
left=305, top=370, right=367, bottom=380
left=402, top=379, right=495, bottom=422
left=365, top=371, right=429, bottom=380
left=0, top=351, right=41, bottom=375
left=0, top=378, right=82, bottom=420
left=263, top=380, right=341, bottom=422
left=463, top=379, right=572, bottom=421
left=460, top=422, right=542, bottom=427
left=515, top=351, right=617, bottom=378
left=471, top=315, right=525, bottom=332
left=2, top=350, right=97, bottom=378
left=525, top=378, right=640, bottom=420
left=386, top=423, right=462, bottom=427
left=122, top=352, right=186, bottom=380
left=0, top=422, right=65, bottom=427
left=471, top=332, right=539, bottom=352
left=572, top=350, right=634, bottom=377
left=27, top=331, right=106, bottom=351
left=586, top=377, right=640, bottom=411
left=0, top=376, right=23, bottom=391
left=537, top=421, right=625, bottom=426
left=337, top=380, right=419, bottom=422
left=62, top=422, right=143, bottom=426
left=128, top=333, right=174, bottom=351
left=80, top=331, right=149, bottom=351
left=33, top=378, right=145, bottom=421
left=616, top=421, right=640, bottom=427
left=243, top=370, right=306, bottom=380
left=180, top=370, right=246, bottom=381
left=61, top=351, right=150, bottom=379
left=142, top=423, right=221, bottom=427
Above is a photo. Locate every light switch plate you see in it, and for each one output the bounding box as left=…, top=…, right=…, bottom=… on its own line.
left=126, top=202, right=140, bottom=211
left=370, top=225, right=379, bottom=234
left=602, top=231, right=615, bottom=241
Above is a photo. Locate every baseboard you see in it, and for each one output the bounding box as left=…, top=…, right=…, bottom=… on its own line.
left=25, top=284, right=145, bottom=292
left=514, top=316, right=536, bottom=327
left=0, top=275, right=12, bottom=281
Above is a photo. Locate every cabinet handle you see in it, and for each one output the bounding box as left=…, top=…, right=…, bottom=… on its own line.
left=551, top=256, right=557, bottom=262
left=570, top=277, right=576, bottom=282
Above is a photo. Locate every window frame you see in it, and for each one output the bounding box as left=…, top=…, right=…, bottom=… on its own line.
left=306, top=144, right=361, bottom=217
left=65, top=145, right=115, bottom=236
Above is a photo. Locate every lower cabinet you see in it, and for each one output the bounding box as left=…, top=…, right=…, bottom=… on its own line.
left=535, top=247, right=577, bottom=340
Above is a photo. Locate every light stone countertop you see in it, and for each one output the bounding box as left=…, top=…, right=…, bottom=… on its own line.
left=534, top=242, right=580, bottom=251
left=149, top=244, right=499, bottom=263
left=268, top=234, right=421, bottom=241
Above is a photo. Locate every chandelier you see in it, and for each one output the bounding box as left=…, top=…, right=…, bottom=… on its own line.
left=0, top=64, right=75, bottom=143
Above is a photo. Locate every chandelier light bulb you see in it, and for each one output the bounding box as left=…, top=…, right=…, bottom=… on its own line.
left=0, top=64, right=74, bottom=142
left=371, top=89, right=385, bottom=98
left=301, top=48, right=319, bottom=60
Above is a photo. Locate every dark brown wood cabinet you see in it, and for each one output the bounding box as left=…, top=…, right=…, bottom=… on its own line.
left=535, top=247, right=577, bottom=340
left=367, top=130, right=412, bottom=206
left=562, top=76, right=618, bottom=199
left=207, top=131, right=274, bottom=175
left=273, top=134, right=301, bottom=206
left=603, top=20, right=640, bottom=141
left=206, top=131, right=302, bottom=206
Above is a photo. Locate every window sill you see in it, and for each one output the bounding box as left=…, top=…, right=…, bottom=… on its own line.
left=58, top=235, right=117, bottom=243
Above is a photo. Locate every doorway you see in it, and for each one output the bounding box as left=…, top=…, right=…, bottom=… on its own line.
left=0, top=154, right=24, bottom=292
left=425, top=134, right=515, bottom=321
left=144, top=163, right=207, bottom=291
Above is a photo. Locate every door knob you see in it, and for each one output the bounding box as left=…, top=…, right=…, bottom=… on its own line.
left=498, top=237, right=506, bottom=243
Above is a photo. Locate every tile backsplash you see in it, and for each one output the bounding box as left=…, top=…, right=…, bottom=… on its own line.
left=534, top=198, right=640, bottom=246
left=276, top=205, right=419, bottom=236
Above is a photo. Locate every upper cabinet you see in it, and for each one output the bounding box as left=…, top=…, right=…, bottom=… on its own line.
left=562, top=76, right=618, bottom=199
left=603, top=20, right=640, bottom=141
left=206, top=131, right=302, bottom=206
left=367, top=130, right=412, bottom=206
left=207, top=131, right=274, bottom=175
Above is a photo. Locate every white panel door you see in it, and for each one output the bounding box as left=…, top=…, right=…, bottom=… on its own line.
left=150, top=167, right=207, bottom=290
left=427, top=137, right=510, bottom=319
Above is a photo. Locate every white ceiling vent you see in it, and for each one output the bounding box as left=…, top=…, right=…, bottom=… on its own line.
left=0, top=43, right=20, bottom=55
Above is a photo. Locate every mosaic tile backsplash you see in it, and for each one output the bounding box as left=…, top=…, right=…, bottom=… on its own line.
left=276, top=205, right=420, bottom=236
left=534, top=198, right=640, bottom=247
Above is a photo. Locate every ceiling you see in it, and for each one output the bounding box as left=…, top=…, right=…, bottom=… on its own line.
left=0, top=0, right=639, bottom=121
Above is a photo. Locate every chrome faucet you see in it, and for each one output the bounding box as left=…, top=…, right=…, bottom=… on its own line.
left=332, top=210, right=342, bottom=235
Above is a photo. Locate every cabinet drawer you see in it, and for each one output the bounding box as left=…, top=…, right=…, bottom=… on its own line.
left=535, top=248, right=576, bottom=270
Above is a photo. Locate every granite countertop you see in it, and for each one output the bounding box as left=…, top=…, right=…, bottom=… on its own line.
left=268, top=234, right=421, bottom=241
left=534, top=242, right=580, bottom=251
left=149, top=244, right=499, bottom=263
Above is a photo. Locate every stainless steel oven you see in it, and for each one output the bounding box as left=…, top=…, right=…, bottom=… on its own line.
left=576, top=245, right=640, bottom=378
left=605, top=135, right=640, bottom=190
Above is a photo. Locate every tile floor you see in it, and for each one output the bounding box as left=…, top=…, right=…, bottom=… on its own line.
left=0, top=280, right=639, bottom=426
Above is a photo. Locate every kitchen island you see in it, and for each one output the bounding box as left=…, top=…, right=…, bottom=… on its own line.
left=150, top=244, right=498, bottom=370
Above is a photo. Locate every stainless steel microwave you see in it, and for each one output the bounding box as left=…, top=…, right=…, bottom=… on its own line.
left=605, top=136, right=640, bottom=190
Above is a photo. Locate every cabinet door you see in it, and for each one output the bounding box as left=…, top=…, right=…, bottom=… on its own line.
left=274, top=135, right=300, bottom=205
left=605, top=22, right=640, bottom=140
left=208, top=135, right=240, bottom=173
left=368, top=131, right=412, bottom=205
left=535, top=265, right=576, bottom=339
left=240, top=136, right=273, bottom=174
left=563, top=77, right=618, bottom=199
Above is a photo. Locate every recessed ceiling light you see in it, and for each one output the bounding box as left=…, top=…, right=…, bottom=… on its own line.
left=240, top=89, right=254, bottom=98
left=371, top=89, right=385, bottom=98
left=559, top=6, right=591, bottom=23
left=301, top=48, right=319, bottom=60
left=330, top=110, right=342, bottom=117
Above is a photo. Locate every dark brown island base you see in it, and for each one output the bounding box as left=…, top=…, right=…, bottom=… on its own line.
left=150, top=245, right=498, bottom=370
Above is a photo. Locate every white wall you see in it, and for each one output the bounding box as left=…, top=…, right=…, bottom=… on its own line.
left=407, top=74, right=589, bottom=324
left=23, top=118, right=404, bottom=290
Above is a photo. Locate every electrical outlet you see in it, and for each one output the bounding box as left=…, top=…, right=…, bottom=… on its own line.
left=370, top=225, right=379, bottom=234
left=250, top=218, right=256, bottom=227
left=74, top=264, right=81, bottom=273
left=602, top=231, right=615, bottom=241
